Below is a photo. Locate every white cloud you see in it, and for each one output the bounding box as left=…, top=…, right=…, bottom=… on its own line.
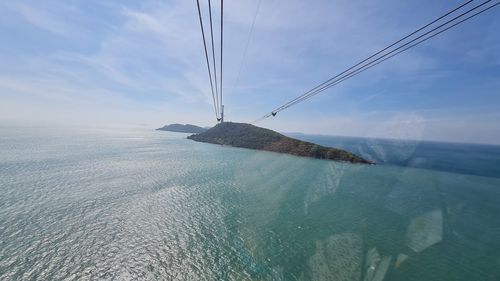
left=11, top=2, right=71, bottom=36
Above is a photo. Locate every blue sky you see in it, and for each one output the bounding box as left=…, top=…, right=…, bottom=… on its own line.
left=0, top=0, right=499, bottom=144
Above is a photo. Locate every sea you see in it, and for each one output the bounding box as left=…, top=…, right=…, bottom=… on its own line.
left=1, top=127, right=499, bottom=281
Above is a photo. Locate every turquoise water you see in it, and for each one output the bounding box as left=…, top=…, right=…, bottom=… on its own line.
left=1, top=127, right=499, bottom=280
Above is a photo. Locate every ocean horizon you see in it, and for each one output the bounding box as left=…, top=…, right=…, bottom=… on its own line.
left=287, top=132, right=500, bottom=179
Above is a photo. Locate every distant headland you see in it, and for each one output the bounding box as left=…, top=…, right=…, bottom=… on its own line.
left=187, top=122, right=373, bottom=164
left=156, top=123, right=207, bottom=134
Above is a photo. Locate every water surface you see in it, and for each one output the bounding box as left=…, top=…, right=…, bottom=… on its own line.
left=1, top=127, right=499, bottom=280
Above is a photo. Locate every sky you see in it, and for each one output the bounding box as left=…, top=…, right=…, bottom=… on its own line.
left=0, top=0, right=499, bottom=144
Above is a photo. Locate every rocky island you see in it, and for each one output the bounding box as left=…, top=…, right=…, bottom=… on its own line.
left=157, top=123, right=207, bottom=134
left=188, top=122, right=372, bottom=164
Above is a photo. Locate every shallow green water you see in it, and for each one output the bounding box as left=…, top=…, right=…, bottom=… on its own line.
left=1, top=128, right=499, bottom=280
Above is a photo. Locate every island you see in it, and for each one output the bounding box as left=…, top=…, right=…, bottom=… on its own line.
left=187, top=122, right=373, bottom=164
left=157, top=123, right=207, bottom=134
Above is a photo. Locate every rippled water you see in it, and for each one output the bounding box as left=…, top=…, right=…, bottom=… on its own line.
left=1, top=127, right=499, bottom=280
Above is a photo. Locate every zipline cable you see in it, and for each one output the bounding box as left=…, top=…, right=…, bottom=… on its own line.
left=208, top=0, right=220, bottom=116
left=253, top=0, right=498, bottom=123
left=196, top=0, right=219, bottom=120
left=220, top=0, right=224, bottom=120
left=231, top=0, right=262, bottom=92
left=271, top=0, right=497, bottom=114
left=267, top=0, right=475, bottom=115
